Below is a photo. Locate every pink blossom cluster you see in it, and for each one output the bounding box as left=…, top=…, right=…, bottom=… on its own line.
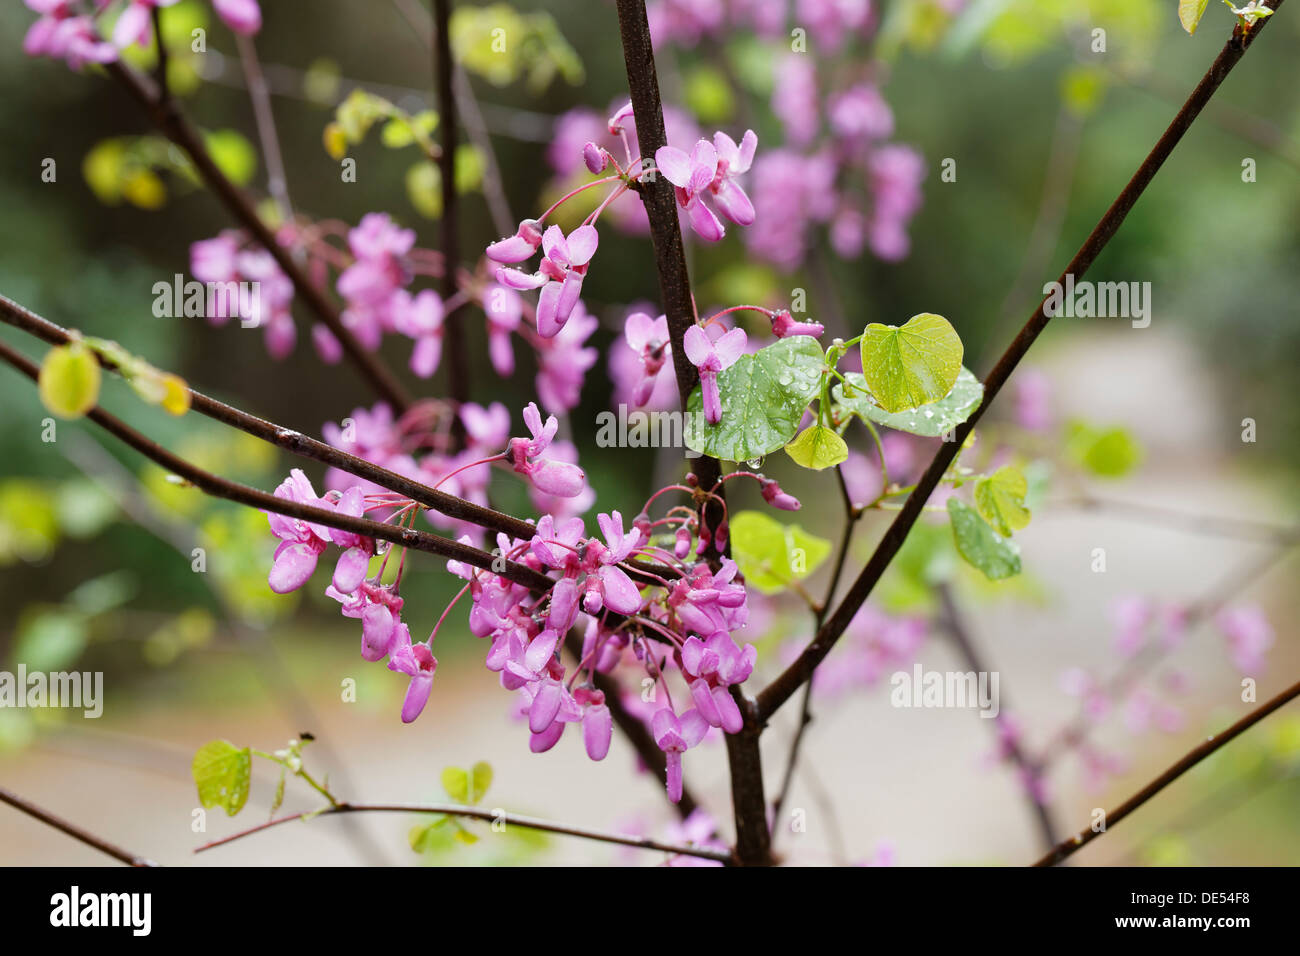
left=646, top=0, right=874, bottom=50
left=23, top=0, right=261, bottom=69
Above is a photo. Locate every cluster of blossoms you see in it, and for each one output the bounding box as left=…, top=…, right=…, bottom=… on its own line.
left=23, top=0, right=260, bottom=69
left=485, top=101, right=759, bottom=341
left=262, top=403, right=593, bottom=722
left=633, top=0, right=925, bottom=269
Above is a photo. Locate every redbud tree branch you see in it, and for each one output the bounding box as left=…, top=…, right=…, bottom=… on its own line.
left=0, top=337, right=551, bottom=592
left=613, top=0, right=771, bottom=866
left=102, top=58, right=415, bottom=413
left=432, top=0, right=470, bottom=441
left=756, top=6, right=1287, bottom=724
left=194, top=800, right=732, bottom=863
left=1034, top=676, right=1300, bottom=866
left=0, top=786, right=158, bottom=867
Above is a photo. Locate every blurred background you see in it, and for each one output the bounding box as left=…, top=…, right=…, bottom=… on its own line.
left=0, top=0, right=1297, bottom=866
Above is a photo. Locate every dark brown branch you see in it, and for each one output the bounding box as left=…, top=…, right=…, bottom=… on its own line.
left=1034, top=676, right=1300, bottom=866
left=0, top=338, right=550, bottom=593
left=102, top=59, right=414, bottom=413
left=756, top=7, right=1286, bottom=723
left=613, top=0, right=769, bottom=866
left=0, top=786, right=158, bottom=866
left=194, top=800, right=731, bottom=862
left=0, top=295, right=537, bottom=539
left=935, top=582, right=1059, bottom=852
left=433, top=0, right=469, bottom=442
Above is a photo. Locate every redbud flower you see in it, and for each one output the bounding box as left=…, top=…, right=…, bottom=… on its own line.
left=770, top=309, right=824, bottom=339
left=213, top=0, right=262, bottom=35
left=113, top=0, right=178, bottom=50
left=683, top=325, right=746, bottom=424
left=575, top=687, right=612, bottom=761
left=486, top=219, right=544, bottom=264
left=23, top=8, right=117, bottom=69
left=497, top=225, right=599, bottom=338
left=624, top=312, right=671, bottom=407
left=482, top=283, right=521, bottom=376
left=393, top=288, right=445, bottom=377
left=607, top=101, right=634, bottom=134
left=387, top=627, right=438, bottom=723
left=652, top=707, right=709, bottom=803
left=327, top=485, right=375, bottom=593
left=760, top=476, right=801, bottom=511
left=509, top=403, right=587, bottom=498
left=583, top=142, right=608, bottom=173
left=265, top=469, right=332, bottom=594
left=655, top=139, right=726, bottom=241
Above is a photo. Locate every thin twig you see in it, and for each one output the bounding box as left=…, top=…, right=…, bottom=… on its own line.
left=756, top=7, right=1287, bottom=723
left=1034, top=676, right=1300, bottom=866
left=234, top=30, right=293, bottom=221
left=935, top=582, right=1059, bottom=853
left=194, top=801, right=733, bottom=863
left=0, top=786, right=158, bottom=866
left=0, top=338, right=549, bottom=593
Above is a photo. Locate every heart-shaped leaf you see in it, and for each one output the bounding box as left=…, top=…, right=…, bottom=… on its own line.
left=834, top=367, right=983, bottom=437
left=784, top=425, right=848, bottom=470
left=947, top=499, right=1021, bottom=581
left=974, top=465, right=1031, bottom=537
left=859, top=313, right=963, bottom=414
left=684, top=337, right=825, bottom=462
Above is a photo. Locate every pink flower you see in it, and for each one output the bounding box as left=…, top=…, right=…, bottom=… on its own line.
left=265, top=469, right=332, bottom=594
left=536, top=302, right=598, bottom=414
left=460, top=401, right=511, bottom=454
left=623, top=311, right=672, bottom=407
left=338, top=213, right=415, bottom=309
left=655, top=130, right=757, bottom=241
left=483, top=283, right=521, bottom=376
left=387, top=626, right=438, bottom=723
left=575, top=686, right=612, bottom=761
left=24, top=8, right=117, bottom=69
left=212, top=0, right=262, bottom=35
left=393, top=289, right=445, bottom=377
left=770, top=309, right=824, bottom=339
left=326, top=485, right=375, bottom=594
left=683, top=325, right=746, bottom=424
left=485, top=218, right=544, bottom=263
left=581, top=511, right=643, bottom=615
left=652, top=708, right=709, bottom=802
left=113, top=1, right=180, bottom=52
left=760, top=476, right=801, bottom=511
left=1216, top=605, right=1274, bottom=674
left=508, top=403, right=587, bottom=498
left=497, top=225, right=599, bottom=338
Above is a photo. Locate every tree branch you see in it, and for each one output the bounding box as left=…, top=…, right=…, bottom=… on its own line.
left=0, top=338, right=550, bottom=593
left=1034, top=676, right=1300, bottom=867
left=935, top=582, right=1059, bottom=853
left=613, top=0, right=769, bottom=866
left=433, top=0, right=469, bottom=441
left=0, top=786, right=158, bottom=867
left=102, top=59, right=414, bottom=412
left=756, top=7, right=1287, bottom=723
left=194, top=800, right=732, bottom=863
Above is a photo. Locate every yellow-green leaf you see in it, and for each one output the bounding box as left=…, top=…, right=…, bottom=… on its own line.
left=974, top=465, right=1031, bottom=537
left=860, top=312, right=963, bottom=413
left=1179, top=0, right=1211, bottom=34
left=729, top=510, right=831, bottom=595
left=784, top=425, right=848, bottom=470
left=38, top=343, right=101, bottom=419
left=192, top=739, right=252, bottom=816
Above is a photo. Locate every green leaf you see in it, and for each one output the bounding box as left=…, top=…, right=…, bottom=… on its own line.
left=729, top=510, right=831, bottom=595
left=1179, top=0, right=1211, bottom=34
left=13, top=609, right=89, bottom=672
left=1066, top=422, right=1142, bottom=478
left=202, top=130, right=257, bottom=187
left=406, top=161, right=442, bottom=219
left=38, top=342, right=100, bottom=420
left=684, top=337, right=825, bottom=462
left=974, top=465, right=1031, bottom=537
left=859, top=312, right=964, bottom=413
left=454, top=144, right=486, bottom=194
left=784, top=425, right=848, bottom=470
left=441, top=762, right=493, bottom=803
left=192, top=739, right=252, bottom=816
left=947, top=498, right=1021, bottom=581
left=834, top=367, right=983, bottom=437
